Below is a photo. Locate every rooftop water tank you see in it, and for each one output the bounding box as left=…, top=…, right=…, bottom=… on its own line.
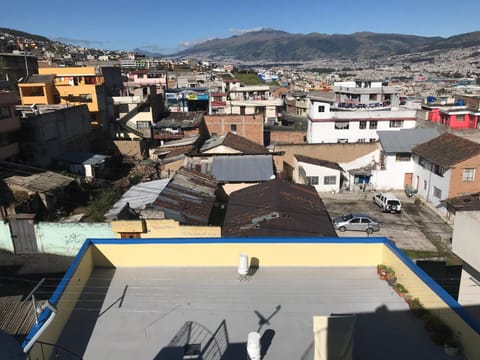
left=427, top=96, right=437, bottom=103
left=455, top=99, right=465, bottom=106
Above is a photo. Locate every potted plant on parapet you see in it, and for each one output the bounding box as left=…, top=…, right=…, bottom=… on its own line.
left=394, top=283, right=408, bottom=298
left=377, top=264, right=387, bottom=279
left=386, top=267, right=397, bottom=286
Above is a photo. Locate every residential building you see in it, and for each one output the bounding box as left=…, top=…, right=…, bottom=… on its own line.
left=412, top=133, right=480, bottom=212
left=293, top=154, right=345, bottom=193
left=0, top=90, right=20, bottom=161
left=0, top=52, right=38, bottom=85
left=226, top=84, right=284, bottom=123
left=285, top=91, right=308, bottom=116
left=375, top=128, right=441, bottom=190
left=422, top=103, right=480, bottom=130
left=185, top=132, right=275, bottom=194
left=307, top=92, right=417, bottom=144
left=204, top=114, right=264, bottom=145
left=22, top=237, right=480, bottom=359
left=333, top=80, right=400, bottom=109
left=16, top=104, right=92, bottom=167
left=18, top=67, right=108, bottom=127
left=272, top=142, right=380, bottom=190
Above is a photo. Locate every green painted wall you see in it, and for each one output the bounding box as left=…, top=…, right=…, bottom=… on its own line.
left=0, top=221, right=14, bottom=252
left=35, top=223, right=114, bottom=256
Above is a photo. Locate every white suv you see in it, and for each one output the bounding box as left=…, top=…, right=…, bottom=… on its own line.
left=373, top=192, right=402, bottom=213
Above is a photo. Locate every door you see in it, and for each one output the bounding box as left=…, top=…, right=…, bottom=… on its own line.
left=8, top=215, right=38, bottom=253
left=404, top=173, right=413, bottom=187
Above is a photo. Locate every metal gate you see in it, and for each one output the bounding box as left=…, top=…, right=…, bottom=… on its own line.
left=8, top=214, right=38, bottom=253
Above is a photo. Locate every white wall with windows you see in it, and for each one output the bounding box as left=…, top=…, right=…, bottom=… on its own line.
left=306, top=99, right=417, bottom=143
left=412, top=155, right=451, bottom=211
left=293, top=160, right=342, bottom=193
left=375, top=152, right=414, bottom=190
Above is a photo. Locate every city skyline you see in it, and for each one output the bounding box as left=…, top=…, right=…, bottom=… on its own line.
left=1, top=0, right=480, bottom=54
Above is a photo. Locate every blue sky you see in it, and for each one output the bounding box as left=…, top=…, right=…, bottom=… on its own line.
left=1, top=0, right=480, bottom=54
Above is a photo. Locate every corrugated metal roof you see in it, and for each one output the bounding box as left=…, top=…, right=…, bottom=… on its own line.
left=211, top=155, right=274, bottom=182
left=222, top=180, right=336, bottom=237
left=377, top=128, right=441, bottom=153
left=106, top=179, right=170, bottom=219
left=55, top=152, right=109, bottom=165
left=152, top=168, right=217, bottom=225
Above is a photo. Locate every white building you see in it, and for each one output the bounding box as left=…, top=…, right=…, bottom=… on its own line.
left=307, top=93, right=417, bottom=144
left=375, top=128, right=441, bottom=190
left=293, top=154, right=345, bottom=193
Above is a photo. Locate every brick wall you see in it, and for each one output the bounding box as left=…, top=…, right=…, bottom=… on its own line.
left=448, top=154, right=480, bottom=198
left=204, top=115, right=264, bottom=145
left=270, top=130, right=306, bottom=144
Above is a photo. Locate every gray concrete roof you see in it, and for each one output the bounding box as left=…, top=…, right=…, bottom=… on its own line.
left=55, top=266, right=457, bottom=360
left=377, top=128, right=440, bottom=153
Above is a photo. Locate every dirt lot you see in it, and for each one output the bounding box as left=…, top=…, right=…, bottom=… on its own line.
left=320, top=190, right=453, bottom=252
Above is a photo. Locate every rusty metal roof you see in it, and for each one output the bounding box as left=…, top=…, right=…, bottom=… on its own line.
left=222, top=180, right=337, bottom=237
left=412, top=133, right=480, bottom=168
left=151, top=168, right=217, bottom=225
left=201, top=132, right=268, bottom=154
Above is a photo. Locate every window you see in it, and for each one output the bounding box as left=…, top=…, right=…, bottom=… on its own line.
left=433, top=164, right=445, bottom=177
left=433, top=186, right=442, bottom=199
left=369, top=121, right=378, bottom=129
left=456, top=114, right=465, bottom=121
left=136, top=121, right=150, bottom=129
left=306, top=176, right=319, bottom=185
left=0, top=105, right=11, bottom=119
left=230, top=124, right=237, bottom=132
left=418, top=157, right=426, bottom=168
left=463, top=168, right=475, bottom=182
left=389, top=120, right=404, bottom=128
left=359, top=121, right=367, bottom=129
left=240, top=106, right=245, bottom=115
left=324, top=176, right=336, bottom=185
left=337, top=139, right=348, bottom=143
left=423, top=180, right=427, bottom=190
left=369, top=94, right=378, bottom=101
left=361, top=218, right=372, bottom=224
left=396, top=153, right=411, bottom=162
left=358, top=138, right=366, bottom=143
left=335, top=121, right=349, bottom=130
left=318, top=105, right=325, bottom=112
left=369, top=138, right=377, bottom=143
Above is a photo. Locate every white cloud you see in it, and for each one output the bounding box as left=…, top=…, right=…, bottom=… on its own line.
left=52, top=37, right=104, bottom=47
left=228, top=27, right=264, bottom=35
left=178, top=37, right=214, bottom=49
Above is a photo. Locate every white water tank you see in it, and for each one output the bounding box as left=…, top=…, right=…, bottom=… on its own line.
left=238, top=253, right=249, bottom=277
left=247, top=331, right=261, bottom=360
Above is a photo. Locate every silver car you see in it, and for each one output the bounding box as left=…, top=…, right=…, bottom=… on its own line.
left=332, top=213, right=380, bottom=234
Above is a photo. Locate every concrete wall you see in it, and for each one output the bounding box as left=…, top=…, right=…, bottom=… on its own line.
left=452, top=211, right=480, bottom=272
left=93, top=240, right=384, bottom=267
left=294, top=160, right=341, bottom=193
left=382, top=244, right=480, bottom=360
left=375, top=153, right=414, bottom=190
left=27, top=245, right=95, bottom=358
left=113, top=139, right=146, bottom=160
left=35, top=222, right=114, bottom=256
left=111, top=219, right=221, bottom=238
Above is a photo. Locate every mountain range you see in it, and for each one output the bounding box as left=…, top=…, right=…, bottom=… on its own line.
left=2, top=27, right=480, bottom=62
left=172, top=29, right=480, bottom=61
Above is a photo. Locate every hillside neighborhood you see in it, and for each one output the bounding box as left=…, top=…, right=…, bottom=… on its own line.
left=1, top=27, right=480, bottom=359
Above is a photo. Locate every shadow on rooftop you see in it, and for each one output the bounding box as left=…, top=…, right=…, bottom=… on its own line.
left=55, top=267, right=115, bottom=358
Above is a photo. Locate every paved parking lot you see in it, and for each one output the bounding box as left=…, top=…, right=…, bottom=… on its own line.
left=320, top=191, right=453, bottom=252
